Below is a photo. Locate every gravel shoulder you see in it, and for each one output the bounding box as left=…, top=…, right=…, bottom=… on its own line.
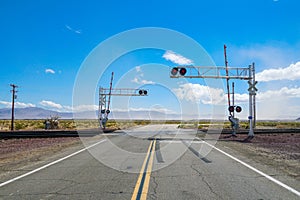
left=215, top=133, right=300, bottom=190
left=0, top=137, right=85, bottom=182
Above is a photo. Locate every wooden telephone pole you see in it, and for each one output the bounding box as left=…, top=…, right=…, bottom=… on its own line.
left=10, top=84, right=18, bottom=131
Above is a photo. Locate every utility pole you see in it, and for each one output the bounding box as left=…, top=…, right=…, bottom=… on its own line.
left=10, top=84, right=18, bottom=131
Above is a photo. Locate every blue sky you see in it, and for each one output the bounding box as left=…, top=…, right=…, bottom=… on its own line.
left=0, top=0, right=300, bottom=119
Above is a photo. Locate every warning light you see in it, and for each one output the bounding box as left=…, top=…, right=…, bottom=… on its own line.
left=236, top=106, right=242, bottom=113
left=106, top=110, right=110, bottom=114
left=171, top=67, right=178, bottom=76
left=138, top=90, right=148, bottom=95
left=179, top=68, right=187, bottom=76
left=228, top=106, right=234, bottom=112
left=101, top=109, right=105, bottom=114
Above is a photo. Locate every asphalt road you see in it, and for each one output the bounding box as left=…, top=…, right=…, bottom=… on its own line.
left=0, top=125, right=299, bottom=200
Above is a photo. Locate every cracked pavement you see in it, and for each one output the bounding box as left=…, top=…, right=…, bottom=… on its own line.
left=0, top=125, right=299, bottom=199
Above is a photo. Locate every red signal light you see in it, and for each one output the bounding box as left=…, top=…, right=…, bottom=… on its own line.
left=228, top=106, right=234, bottom=112
left=236, top=106, right=242, bottom=113
left=171, top=67, right=178, bottom=75
left=179, top=68, right=187, bottom=76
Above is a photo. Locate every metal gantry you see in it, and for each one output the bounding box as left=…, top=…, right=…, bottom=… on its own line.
left=170, top=66, right=251, bottom=80
left=99, top=87, right=148, bottom=129
left=98, top=73, right=148, bottom=129
left=170, top=63, right=257, bottom=137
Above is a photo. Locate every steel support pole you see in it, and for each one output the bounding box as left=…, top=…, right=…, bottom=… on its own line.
left=248, top=65, right=254, bottom=137
left=253, top=62, right=256, bottom=128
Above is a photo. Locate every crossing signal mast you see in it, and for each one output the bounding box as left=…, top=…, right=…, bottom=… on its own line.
left=99, top=72, right=148, bottom=129
left=170, top=45, right=257, bottom=138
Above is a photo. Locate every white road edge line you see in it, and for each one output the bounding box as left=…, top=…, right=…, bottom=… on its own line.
left=0, top=139, right=107, bottom=188
left=203, top=141, right=300, bottom=197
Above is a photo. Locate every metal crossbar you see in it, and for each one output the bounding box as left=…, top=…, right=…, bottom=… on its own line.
left=170, top=66, right=251, bottom=80
left=99, top=88, right=148, bottom=96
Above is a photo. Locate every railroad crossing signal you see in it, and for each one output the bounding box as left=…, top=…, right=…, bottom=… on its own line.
left=228, top=106, right=235, bottom=113
left=99, top=86, right=148, bottom=129
left=169, top=53, right=257, bottom=137
left=171, top=67, right=187, bottom=76
left=138, top=89, right=148, bottom=95
left=235, top=106, right=242, bottom=113
left=228, top=105, right=242, bottom=113
left=248, top=80, right=258, bottom=94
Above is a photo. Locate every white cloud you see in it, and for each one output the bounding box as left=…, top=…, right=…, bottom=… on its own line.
left=131, top=77, right=155, bottom=85
left=65, top=25, right=81, bottom=34
left=141, top=79, right=155, bottom=85
left=40, top=100, right=97, bottom=112
left=40, top=100, right=62, bottom=109
left=256, top=61, right=300, bottom=82
left=131, top=66, right=155, bottom=85
left=68, top=105, right=98, bottom=112
left=173, top=83, right=225, bottom=105
left=0, top=101, right=36, bottom=108
left=257, top=87, right=300, bottom=100
left=113, top=107, right=177, bottom=114
left=173, top=83, right=300, bottom=104
left=45, top=68, right=55, bottom=74
left=234, top=93, right=249, bottom=103
left=135, top=66, right=141, bottom=72
left=131, top=77, right=139, bottom=84
left=162, top=50, right=193, bottom=65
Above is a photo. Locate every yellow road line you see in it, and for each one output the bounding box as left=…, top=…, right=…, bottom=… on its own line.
left=131, top=140, right=156, bottom=200
left=140, top=139, right=156, bottom=199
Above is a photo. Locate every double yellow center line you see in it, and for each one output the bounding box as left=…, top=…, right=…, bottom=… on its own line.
left=131, top=139, right=156, bottom=200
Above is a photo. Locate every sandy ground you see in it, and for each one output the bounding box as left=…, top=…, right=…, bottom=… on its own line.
left=217, top=133, right=300, bottom=180
left=0, top=137, right=82, bottom=181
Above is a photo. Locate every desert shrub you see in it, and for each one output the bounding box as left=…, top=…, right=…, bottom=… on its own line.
left=15, top=121, right=28, bottom=130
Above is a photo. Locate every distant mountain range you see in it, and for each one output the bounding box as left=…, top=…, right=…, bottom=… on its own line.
left=0, top=107, right=73, bottom=119
left=0, top=107, right=191, bottom=120
left=1, top=107, right=299, bottom=120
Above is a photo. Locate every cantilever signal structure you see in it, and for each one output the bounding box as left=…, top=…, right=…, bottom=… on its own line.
left=98, top=72, right=148, bottom=129
left=169, top=45, right=257, bottom=138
